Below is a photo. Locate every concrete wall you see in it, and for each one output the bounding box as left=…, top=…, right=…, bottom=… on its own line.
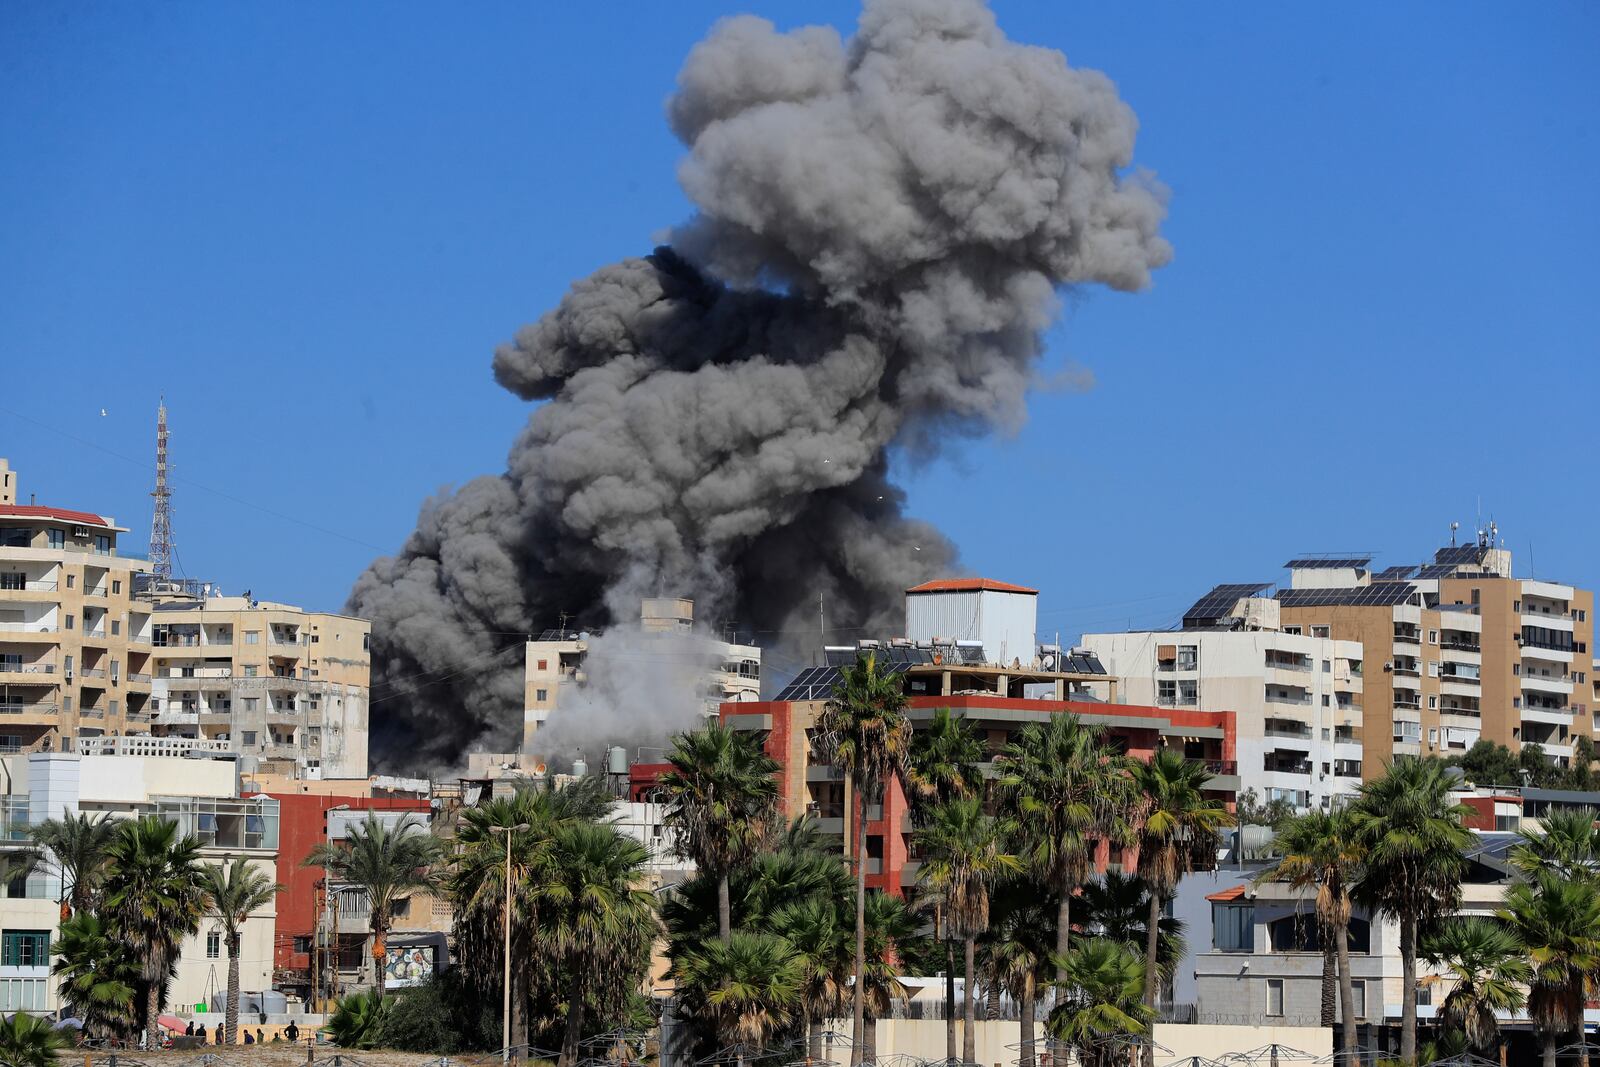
left=810, top=1019, right=1330, bottom=1063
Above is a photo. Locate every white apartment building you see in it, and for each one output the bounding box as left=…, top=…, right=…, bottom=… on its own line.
left=1084, top=590, right=1364, bottom=811
left=0, top=748, right=279, bottom=1015
left=522, top=597, right=760, bottom=750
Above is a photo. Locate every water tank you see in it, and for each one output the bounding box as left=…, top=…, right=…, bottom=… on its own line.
left=608, top=746, right=628, bottom=775
left=572, top=757, right=589, bottom=777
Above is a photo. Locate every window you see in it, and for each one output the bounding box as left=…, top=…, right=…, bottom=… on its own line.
left=66, top=574, right=74, bottom=589
left=1429, top=630, right=1438, bottom=644
left=1157, top=680, right=1176, bottom=705
left=47, top=530, right=64, bottom=550
left=109, top=700, right=118, bottom=717
left=1514, top=600, right=1522, bottom=612
left=392, top=898, right=411, bottom=919
left=1266, top=979, right=1284, bottom=1017
left=1312, top=625, right=1330, bottom=639
left=110, top=620, right=119, bottom=636
left=244, top=665, right=258, bottom=678
left=112, top=580, right=121, bottom=595
left=242, top=698, right=258, bottom=712
left=1177, top=645, right=1199, bottom=671
left=1394, top=720, right=1421, bottom=744
left=1429, top=662, right=1440, bottom=677
left=1322, top=659, right=1331, bottom=672
left=64, top=614, right=74, bottom=631
left=1579, top=610, right=1588, bottom=623
left=1351, top=981, right=1366, bottom=1020
left=537, top=659, right=548, bottom=671
left=1429, top=696, right=1438, bottom=709
left=293, top=936, right=313, bottom=954
left=1429, top=728, right=1439, bottom=746
left=94, top=535, right=110, bottom=556
left=0, top=529, right=28, bottom=547
left=206, top=930, right=221, bottom=959
left=1178, top=680, right=1198, bottom=704
left=1283, top=626, right=1302, bottom=636
left=0, top=978, right=46, bottom=1011
left=535, top=688, right=549, bottom=702
left=0, top=930, right=49, bottom=967
left=1212, top=903, right=1254, bottom=952
left=241, top=731, right=257, bottom=746
left=245, top=631, right=260, bottom=645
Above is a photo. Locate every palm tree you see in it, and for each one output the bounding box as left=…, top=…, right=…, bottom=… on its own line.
left=676, top=932, right=801, bottom=1067
left=1129, top=748, right=1232, bottom=1067
left=0, top=1012, right=68, bottom=1067
left=771, top=896, right=851, bottom=1060
left=999, top=714, right=1133, bottom=981
left=101, top=814, right=207, bottom=1049
left=1258, top=807, right=1364, bottom=1053
left=1511, top=807, right=1600, bottom=881
left=449, top=783, right=613, bottom=1046
left=985, top=881, right=1055, bottom=1067
left=202, top=858, right=283, bottom=1044
left=1349, top=758, right=1473, bottom=1067
left=31, top=811, right=117, bottom=918
left=659, top=722, right=781, bottom=942
left=1048, top=938, right=1153, bottom=1067
left=814, top=651, right=912, bottom=1064
left=861, top=890, right=924, bottom=1062
left=304, top=813, right=444, bottom=1000
left=1421, top=916, right=1530, bottom=1061
left=1076, top=872, right=1188, bottom=990
left=915, top=796, right=1022, bottom=1065
left=51, top=912, right=140, bottom=1041
left=545, top=822, right=657, bottom=1067
left=1500, top=872, right=1600, bottom=1067
left=908, top=705, right=983, bottom=1060
left=325, top=989, right=391, bottom=1050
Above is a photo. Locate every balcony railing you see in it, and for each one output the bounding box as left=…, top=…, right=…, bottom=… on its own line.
left=1266, top=658, right=1311, bottom=672
left=1264, top=726, right=1313, bottom=740
left=1202, top=759, right=1238, bottom=776
left=1265, top=763, right=1313, bottom=776
left=0, top=663, right=54, bottom=675
left=1265, top=692, right=1312, bottom=705
left=1441, top=640, right=1481, bottom=653
left=1441, top=674, right=1481, bottom=686
left=0, top=580, right=58, bottom=592
left=1394, top=631, right=1421, bottom=645
left=0, top=624, right=57, bottom=634
left=0, top=702, right=60, bottom=716
left=81, top=668, right=106, bottom=679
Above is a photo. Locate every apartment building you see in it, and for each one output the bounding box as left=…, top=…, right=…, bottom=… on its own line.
left=522, top=597, right=760, bottom=750
left=0, top=460, right=155, bottom=754
left=1274, top=541, right=1594, bottom=774
left=145, top=594, right=371, bottom=778
left=0, top=747, right=279, bottom=1015
left=1083, top=589, right=1365, bottom=812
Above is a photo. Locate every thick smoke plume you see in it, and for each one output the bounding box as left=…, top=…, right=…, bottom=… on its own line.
left=352, top=0, right=1171, bottom=773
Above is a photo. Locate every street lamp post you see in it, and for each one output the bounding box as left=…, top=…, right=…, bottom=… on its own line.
left=494, top=823, right=530, bottom=1065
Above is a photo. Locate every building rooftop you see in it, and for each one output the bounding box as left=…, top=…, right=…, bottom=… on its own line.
left=0, top=503, right=119, bottom=530
left=906, top=578, right=1038, bottom=594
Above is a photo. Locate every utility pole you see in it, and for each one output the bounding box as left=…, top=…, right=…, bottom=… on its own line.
left=494, top=823, right=529, bottom=1064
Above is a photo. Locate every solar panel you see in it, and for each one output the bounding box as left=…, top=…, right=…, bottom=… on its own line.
left=1374, top=565, right=1417, bottom=582
left=1284, top=557, right=1373, bottom=570
left=775, top=661, right=916, bottom=701
left=1414, top=564, right=1458, bottom=580
left=1064, top=653, right=1106, bottom=675
left=1182, top=583, right=1272, bottom=625
left=1275, top=583, right=1418, bottom=608
left=1435, top=545, right=1488, bottom=565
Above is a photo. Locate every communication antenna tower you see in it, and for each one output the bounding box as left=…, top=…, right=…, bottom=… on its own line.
left=149, top=397, right=174, bottom=579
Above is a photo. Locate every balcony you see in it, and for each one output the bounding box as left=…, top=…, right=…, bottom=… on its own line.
left=0, top=663, right=54, bottom=681
left=1520, top=706, right=1573, bottom=727
left=1521, top=673, right=1574, bottom=696
left=0, top=580, right=59, bottom=600
left=1264, top=724, right=1313, bottom=741
left=0, top=702, right=60, bottom=720
left=1265, top=690, right=1312, bottom=706
left=1393, top=630, right=1421, bottom=646
left=0, top=623, right=58, bottom=637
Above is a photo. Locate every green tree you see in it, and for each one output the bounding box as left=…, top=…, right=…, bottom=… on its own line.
left=1571, top=736, right=1598, bottom=791
left=1258, top=807, right=1365, bottom=1052
left=676, top=932, right=801, bottom=1067
left=908, top=705, right=983, bottom=1060
left=659, top=722, right=781, bottom=943
left=30, top=811, right=117, bottom=918
left=0, top=1011, right=69, bottom=1067
left=1511, top=807, right=1600, bottom=882
left=1420, top=916, right=1530, bottom=1060
left=1048, top=938, right=1153, bottom=1067
left=101, top=814, right=207, bottom=1049
left=545, top=822, right=657, bottom=1067
left=1129, top=748, right=1232, bottom=1067
left=815, top=652, right=912, bottom=1064
left=1350, top=758, right=1473, bottom=1067
left=1076, top=873, right=1187, bottom=989
left=1500, top=872, right=1600, bottom=1067
left=984, top=881, right=1055, bottom=1067
left=914, top=796, right=1022, bottom=1065
left=770, top=896, right=851, bottom=1060
left=999, top=714, right=1133, bottom=982
left=861, top=890, right=924, bottom=1062
left=202, top=858, right=283, bottom=1044
left=449, top=779, right=620, bottom=1047
left=1446, top=740, right=1521, bottom=788
left=51, top=912, right=140, bottom=1041
left=304, top=813, right=445, bottom=1000
left=1520, top=743, right=1560, bottom=788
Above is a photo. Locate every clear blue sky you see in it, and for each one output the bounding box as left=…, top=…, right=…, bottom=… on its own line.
left=3, top=2, right=1596, bottom=641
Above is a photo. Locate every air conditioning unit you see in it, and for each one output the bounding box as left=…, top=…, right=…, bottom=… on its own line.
left=73, top=526, right=90, bottom=538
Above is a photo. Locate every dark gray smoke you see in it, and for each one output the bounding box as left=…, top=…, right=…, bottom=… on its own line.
left=352, top=0, right=1171, bottom=773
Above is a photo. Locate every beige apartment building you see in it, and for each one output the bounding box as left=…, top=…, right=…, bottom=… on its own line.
left=0, top=460, right=156, bottom=754
left=146, top=594, right=371, bottom=778
left=1275, top=542, right=1594, bottom=776
left=522, top=597, right=760, bottom=751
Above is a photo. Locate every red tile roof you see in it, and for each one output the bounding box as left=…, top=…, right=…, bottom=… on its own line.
left=1206, top=884, right=1250, bottom=902
left=0, top=504, right=113, bottom=529
left=906, top=578, right=1039, bottom=595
